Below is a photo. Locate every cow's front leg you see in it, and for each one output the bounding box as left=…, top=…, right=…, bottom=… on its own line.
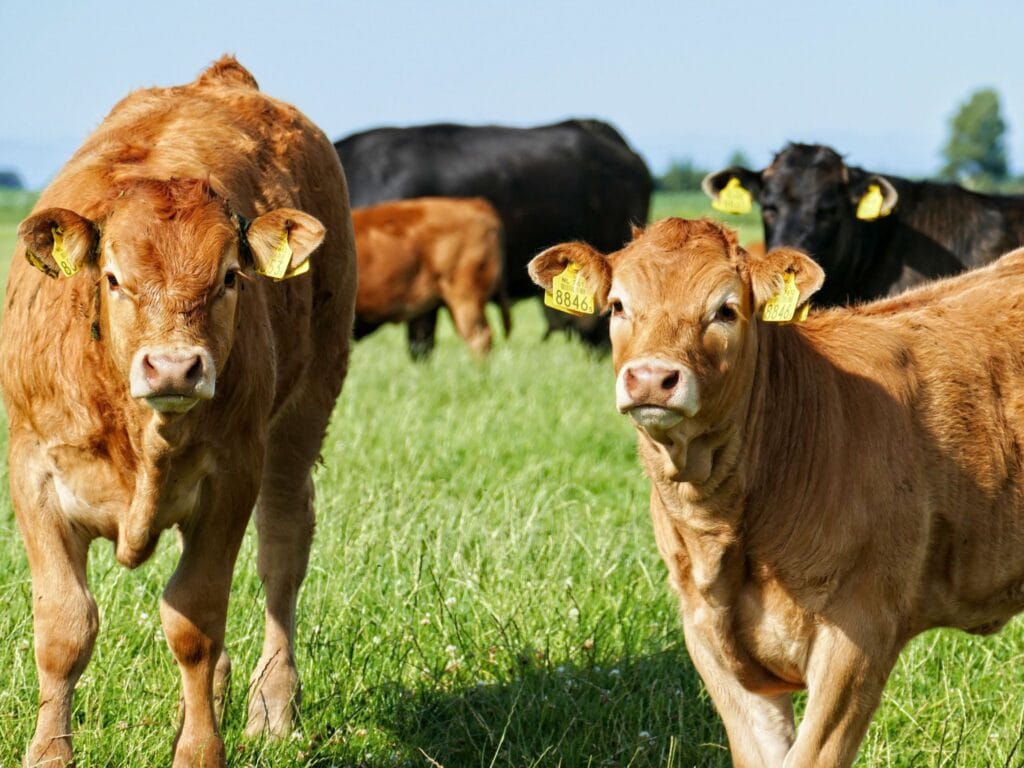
left=18, top=507, right=98, bottom=768
left=161, top=509, right=248, bottom=768
left=683, top=615, right=796, bottom=768
left=783, top=621, right=900, bottom=768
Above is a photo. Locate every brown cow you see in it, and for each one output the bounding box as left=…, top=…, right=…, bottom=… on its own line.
left=352, top=197, right=510, bottom=357
left=0, top=57, right=356, bottom=767
left=529, top=217, right=1024, bottom=767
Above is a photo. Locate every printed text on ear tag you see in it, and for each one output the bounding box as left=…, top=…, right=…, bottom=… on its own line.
left=856, top=184, right=886, bottom=220
left=544, top=263, right=594, bottom=316
left=762, top=271, right=801, bottom=322
left=711, top=178, right=752, bottom=215
left=258, top=231, right=293, bottom=280
left=51, top=226, right=79, bottom=276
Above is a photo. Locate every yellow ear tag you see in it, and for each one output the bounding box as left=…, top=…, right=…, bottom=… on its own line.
left=711, top=177, right=752, bottom=215
left=51, top=226, right=79, bottom=276
left=856, top=184, right=887, bottom=221
left=283, top=259, right=310, bottom=279
left=258, top=231, right=293, bottom=280
left=761, top=271, right=801, bottom=323
left=25, top=249, right=59, bottom=278
left=544, top=263, right=595, bottom=316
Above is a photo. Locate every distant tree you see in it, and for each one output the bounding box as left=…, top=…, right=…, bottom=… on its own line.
left=940, top=88, right=1008, bottom=190
left=0, top=169, right=23, bottom=190
left=726, top=149, right=752, bottom=169
left=656, top=158, right=708, bottom=192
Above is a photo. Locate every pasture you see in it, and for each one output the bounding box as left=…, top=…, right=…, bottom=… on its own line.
left=1, top=190, right=1023, bottom=766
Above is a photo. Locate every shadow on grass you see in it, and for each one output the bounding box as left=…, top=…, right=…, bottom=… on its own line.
left=297, top=646, right=728, bottom=768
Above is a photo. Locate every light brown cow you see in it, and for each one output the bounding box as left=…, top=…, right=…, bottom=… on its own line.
left=352, top=197, right=510, bottom=357
left=529, top=217, right=1024, bottom=767
left=0, top=57, right=356, bottom=767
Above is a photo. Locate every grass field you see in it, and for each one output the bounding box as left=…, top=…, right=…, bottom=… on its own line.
left=1, top=191, right=1024, bottom=766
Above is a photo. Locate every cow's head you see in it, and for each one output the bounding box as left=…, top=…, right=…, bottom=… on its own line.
left=529, top=218, right=823, bottom=483
left=17, top=178, right=324, bottom=415
left=703, top=144, right=897, bottom=302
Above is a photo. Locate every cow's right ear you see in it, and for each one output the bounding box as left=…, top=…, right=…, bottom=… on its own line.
left=244, top=208, right=326, bottom=280
left=528, top=242, right=612, bottom=309
left=18, top=208, right=99, bottom=278
left=702, top=167, right=762, bottom=213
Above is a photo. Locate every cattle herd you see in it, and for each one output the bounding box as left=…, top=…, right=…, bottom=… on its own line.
left=4, top=56, right=1024, bottom=768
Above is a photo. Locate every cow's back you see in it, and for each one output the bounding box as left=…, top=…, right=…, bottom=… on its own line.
left=335, top=120, right=650, bottom=297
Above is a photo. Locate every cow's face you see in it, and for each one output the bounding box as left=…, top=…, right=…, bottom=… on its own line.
left=529, top=218, right=823, bottom=482
left=703, top=144, right=897, bottom=287
left=17, top=179, right=325, bottom=415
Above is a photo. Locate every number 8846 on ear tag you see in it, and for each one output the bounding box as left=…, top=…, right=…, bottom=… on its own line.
left=544, top=263, right=595, bottom=316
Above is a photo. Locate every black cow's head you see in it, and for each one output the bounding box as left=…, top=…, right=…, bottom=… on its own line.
left=702, top=144, right=898, bottom=303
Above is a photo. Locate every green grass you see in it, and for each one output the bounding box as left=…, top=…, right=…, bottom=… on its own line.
left=648, top=191, right=764, bottom=247
left=0, top=192, right=1023, bottom=766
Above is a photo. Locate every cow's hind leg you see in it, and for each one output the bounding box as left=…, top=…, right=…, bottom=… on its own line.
left=406, top=311, right=438, bottom=360
left=245, top=408, right=324, bottom=738
left=18, top=510, right=97, bottom=768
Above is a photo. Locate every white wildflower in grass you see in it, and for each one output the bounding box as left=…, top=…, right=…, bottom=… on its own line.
left=444, top=596, right=456, bottom=607
left=568, top=607, right=580, bottom=622
left=372, top=635, right=382, bottom=645
left=445, top=644, right=458, bottom=655
left=610, top=668, right=621, bottom=677
left=419, top=613, right=431, bottom=626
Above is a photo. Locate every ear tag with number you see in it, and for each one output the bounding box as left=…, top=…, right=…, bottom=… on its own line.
left=711, top=177, right=753, bottom=215
left=544, top=263, right=595, bottom=316
left=856, top=184, right=888, bottom=221
left=51, top=226, right=79, bottom=276
left=257, top=231, right=293, bottom=280
left=761, top=271, right=802, bottom=323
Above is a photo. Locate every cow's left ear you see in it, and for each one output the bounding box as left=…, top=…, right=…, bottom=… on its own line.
left=745, top=246, right=825, bottom=313
left=18, top=208, right=99, bottom=278
left=848, top=171, right=898, bottom=220
left=244, top=208, right=325, bottom=280
left=528, top=242, right=612, bottom=310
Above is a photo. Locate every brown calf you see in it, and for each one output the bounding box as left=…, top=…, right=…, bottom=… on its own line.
left=352, top=197, right=510, bottom=357
left=530, top=217, right=1024, bottom=767
left=0, top=57, right=356, bottom=767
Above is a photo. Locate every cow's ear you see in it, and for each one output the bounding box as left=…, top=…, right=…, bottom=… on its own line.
left=702, top=167, right=762, bottom=213
left=746, top=246, right=824, bottom=313
left=244, top=208, right=325, bottom=280
left=848, top=171, right=898, bottom=220
left=528, top=242, right=612, bottom=310
left=18, top=208, right=99, bottom=278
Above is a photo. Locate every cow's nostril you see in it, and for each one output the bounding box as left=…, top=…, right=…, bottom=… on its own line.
left=185, top=356, right=203, bottom=385
left=662, top=371, right=680, bottom=390
left=142, top=354, right=157, bottom=380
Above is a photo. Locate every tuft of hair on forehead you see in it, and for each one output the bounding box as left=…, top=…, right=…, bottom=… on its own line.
left=629, top=217, right=741, bottom=260
left=772, top=142, right=846, bottom=169
left=114, top=177, right=229, bottom=221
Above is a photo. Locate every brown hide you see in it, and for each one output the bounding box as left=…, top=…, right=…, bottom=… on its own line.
left=352, top=197, right=507, bottom=356
left=0, top=57, right=356, bottom=767
left=529, top=217, right=1024, bottom=767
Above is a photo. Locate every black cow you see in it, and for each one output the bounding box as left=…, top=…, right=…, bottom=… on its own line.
left=703, top=143, right=1024, bottom=305
left=336, top=119, right=652, bottom=354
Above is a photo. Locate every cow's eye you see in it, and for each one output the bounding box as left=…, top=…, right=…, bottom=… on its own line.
left=714, top=304, right=738, bottom=323
left=105, top=273, right=119, bottom=291
left=224, top=269, right=238, bottom=289
left=609, top=299, right=625, bottom=317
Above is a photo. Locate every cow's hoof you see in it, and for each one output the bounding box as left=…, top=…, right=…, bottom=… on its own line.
left=244, top=656, right=299, bottom=738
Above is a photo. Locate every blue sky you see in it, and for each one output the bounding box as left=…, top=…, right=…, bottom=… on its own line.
left=3, top=1, right=1024, bottom=189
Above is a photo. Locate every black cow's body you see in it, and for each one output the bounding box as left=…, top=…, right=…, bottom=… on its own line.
left=336, top=119, right=652, bottom=351
left=704, top=143, right=1024, bottom=305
